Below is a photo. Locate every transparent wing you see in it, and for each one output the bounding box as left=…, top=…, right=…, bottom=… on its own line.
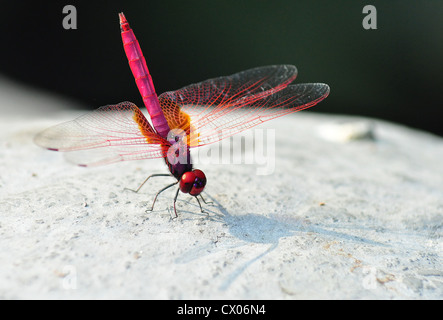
left=34, top=102, right=168, bottom=166
left=158, top=65, right=329, bottom=146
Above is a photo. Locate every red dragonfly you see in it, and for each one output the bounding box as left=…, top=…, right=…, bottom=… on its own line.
left=35, top=13, right=330, bottom=217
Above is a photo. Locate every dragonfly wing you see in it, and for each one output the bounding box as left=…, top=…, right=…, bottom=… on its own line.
left=34, top=102, right=168, bottom=166
left=193, top=83, right=330, bottom=145
left=160, top=65, right=297, bottom=110
left=158, top=65, right=328, bottom=147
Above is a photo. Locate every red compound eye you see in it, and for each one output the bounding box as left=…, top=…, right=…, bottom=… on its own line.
left=179, top=170, right=207, bottom=196
left=179, top=171, right=195, bottom=194
left=190, top=169, right=206, bottom=196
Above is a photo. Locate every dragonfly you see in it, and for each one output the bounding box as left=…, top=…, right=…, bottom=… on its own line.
left=34, top=13, right=330, bottom=217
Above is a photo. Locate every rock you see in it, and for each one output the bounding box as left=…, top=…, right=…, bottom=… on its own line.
left=0, top=79, right=441, bottom=299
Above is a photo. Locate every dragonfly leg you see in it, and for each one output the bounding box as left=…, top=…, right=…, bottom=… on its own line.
left=125, top=173, right=173, bottom=193
left=173, top=187, right=180, bottom=218
left=194, top=196, right=209, bottom=215
left=199, top=194, right=213, bottom=205
left=146, top=181, right=178, bottom=213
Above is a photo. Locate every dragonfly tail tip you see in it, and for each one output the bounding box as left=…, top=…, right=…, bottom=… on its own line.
left=118, top=12, right=127, bottom=23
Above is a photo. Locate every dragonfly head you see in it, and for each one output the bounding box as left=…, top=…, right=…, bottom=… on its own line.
left=179, top=169, right=207, bottom=196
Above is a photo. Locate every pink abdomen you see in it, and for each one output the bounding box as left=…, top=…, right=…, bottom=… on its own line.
left=120, top=13, right=170, bottom=138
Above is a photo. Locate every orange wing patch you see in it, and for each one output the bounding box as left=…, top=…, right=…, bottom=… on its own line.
left=132, top=106, right=163, bottom=145
left=159, top=96, right=199, bottom=147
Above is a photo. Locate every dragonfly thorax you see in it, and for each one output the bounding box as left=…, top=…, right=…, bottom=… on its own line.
left=164, top=144, right=193, bottom=179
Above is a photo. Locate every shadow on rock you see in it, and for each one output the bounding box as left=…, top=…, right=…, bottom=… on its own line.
left=179, top=193, right=389, bottom=291
left=208, top=195, right=388, bottom=247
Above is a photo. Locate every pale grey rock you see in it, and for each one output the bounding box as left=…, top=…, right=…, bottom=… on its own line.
left=0, top=78, right=441, bottom=299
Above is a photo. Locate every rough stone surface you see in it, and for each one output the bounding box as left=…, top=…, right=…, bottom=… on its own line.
left=0, top=79, right=442, bottom=299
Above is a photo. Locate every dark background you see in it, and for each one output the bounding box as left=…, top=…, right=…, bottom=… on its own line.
left=1, top=1, right=442, bottom=136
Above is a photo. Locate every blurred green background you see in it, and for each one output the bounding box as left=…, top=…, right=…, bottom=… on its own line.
left=1, top=0, right=442, bottom=136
